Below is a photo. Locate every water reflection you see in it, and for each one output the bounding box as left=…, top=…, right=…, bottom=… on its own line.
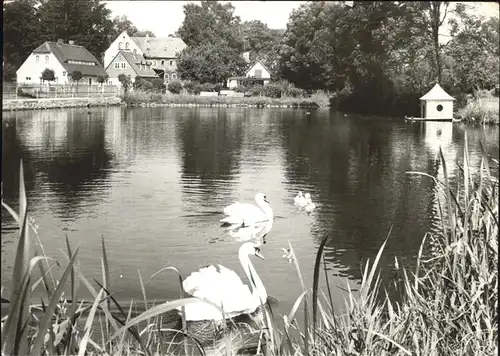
left=1, top=107, right=498, bottom=317
left=174, top=109, right=245, bottom=210
left=219, top=220, right=273, bottom=245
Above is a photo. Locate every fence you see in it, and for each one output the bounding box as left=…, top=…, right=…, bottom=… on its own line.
left=3, top=83, right=121, bottom=100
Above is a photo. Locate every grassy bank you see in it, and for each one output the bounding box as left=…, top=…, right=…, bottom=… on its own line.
left=121, top=91, right=330, bottom=108
left=1, top=133, right=498, bottom=355
left=456, top=94, right=499, bottom=125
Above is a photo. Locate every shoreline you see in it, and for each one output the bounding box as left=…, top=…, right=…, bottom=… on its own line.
left=2, top=97, right=122, bottom=111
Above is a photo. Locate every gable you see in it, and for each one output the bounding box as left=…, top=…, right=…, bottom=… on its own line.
left=245, top=60, right=271, bottom=78
left=107, top=51, right=157, bottom=78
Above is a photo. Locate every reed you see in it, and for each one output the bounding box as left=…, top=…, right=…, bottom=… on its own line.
left=1, top=131, right=497, bottom=355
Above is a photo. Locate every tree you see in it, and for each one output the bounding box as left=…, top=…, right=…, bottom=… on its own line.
left=118, top=73, right=132, bottom=95
left=176, top=1, right=247, bottom=84
left=177, top=43, right=247, bottom=84
left=38, top=0, right=114, bottom=62
left=111, top=15, right=156, bottom=38
left=97, top=74, right=109, bottom=84
left=3, top=0, right=42, bottom=72
left=41, top=68, right=55, bottom=83
left=178, top=1, right=243, bottom=51
left=445, top=4, right=499, bottom=94
left=71, top=70, right=82, bottom=92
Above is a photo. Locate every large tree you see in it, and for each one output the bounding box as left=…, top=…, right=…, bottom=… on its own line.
left=177, top=43, right=247, bottom=84
left=3, top=0, right=42, bottom=79
left=178, top=1, right=243, bottom=51
left=177, top=1, right=246, bottom=84
left=38, top=0, right=114, bottom=62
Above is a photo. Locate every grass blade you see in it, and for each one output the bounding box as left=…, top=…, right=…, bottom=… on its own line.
left=312, top=235, right=329, bottom=342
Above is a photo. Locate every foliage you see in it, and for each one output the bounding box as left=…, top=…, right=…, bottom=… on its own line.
left=183, top=81, right=201, bottom=95
left=70, top=71, right=82, bottom=82
left=118, top=73, right=132, bottom=94
left=150, top=78, right=166, bottom=92
left=177, top=1, right=247, bottom=84
left=97, top=74, right=109, bottom=84
left=178, top=43, right=247, bottom=84
left=3, top=0, right=42, bottom=70
left=445, top=5, right=499, bottom=94
left=456, top=94, right=499, bottom=125
left=177, top=0, right=243, bottom=51
left=111, top=15, right=156, bottom=40
left=41, top=68, right=55, bottom=82
left=167, top=80, right=183, bottom=94
left=37, top=0, right=114, bottom=62
left=133, top=76, right=153, bottom=91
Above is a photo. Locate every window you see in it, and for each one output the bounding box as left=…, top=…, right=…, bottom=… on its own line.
left=45, top=55, right=49, bottom=64
left=436, top=104, right=443, bottom=112
left=62, top=71, right=66, bottom=76
left=121, top=62, right=126, bottom=69
left=119, top=42, right=123, bottom=49
left=133, top=49, right=137, bottom=54
left=169, top=60, right=173, bottom=66
left=164, top=73, right=169, bottom=80
left=161, top=60, right=165, bottom=66
left=36, top=55, right=39, bottom=64
left=114, top=62, right=120, bottom=69
left=125, top=42, right=129, bottom=49
left=172, top=73, right=177, bottom=79
left=26, top=77, right=31, bottom=81
left=152, top=60, right=156, bottom=66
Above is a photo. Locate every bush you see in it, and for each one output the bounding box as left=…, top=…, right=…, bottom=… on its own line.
left=183, top=81, right=201, bottom=95
left=167, top=80, right=183, bottom=94
left=199, top=83, right=215, bottom=92
left=249, top=85, right=264, bottom=97
left=150, top=78, right=166, bottom=92
left=213, top=83, right=224, bottom=93
left=262, top=83, right=282, bottom=98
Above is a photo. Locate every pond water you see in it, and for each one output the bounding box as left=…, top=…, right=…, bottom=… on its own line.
left=2, top=107, right=499, bottom=319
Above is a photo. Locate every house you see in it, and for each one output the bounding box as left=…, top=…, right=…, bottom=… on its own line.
left=103, top=31, right=186, bottom=84
left=226, top=60, right=272, bottom=89
left=105, top=50, right=159, bottom=87
left=16, top=40, right=107, bottom=85
left=419, top=83, right=455, bottom=121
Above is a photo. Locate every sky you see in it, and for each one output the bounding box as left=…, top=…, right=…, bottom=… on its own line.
left=102, top=1, right=499, bottom=40
left=103, top=1, right=306, bottom=37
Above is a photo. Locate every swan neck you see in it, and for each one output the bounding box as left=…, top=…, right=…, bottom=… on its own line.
left=257, top=199, right=274, bottom=220
left=239, top=251, right=266, bottom=300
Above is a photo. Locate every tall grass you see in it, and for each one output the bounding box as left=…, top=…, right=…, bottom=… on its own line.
left=1, top=132, right=497, bottom=355
left=456, top=95, right=499, bottom=125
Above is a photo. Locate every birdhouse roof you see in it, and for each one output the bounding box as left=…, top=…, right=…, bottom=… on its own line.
left=420, top=83, right=455, bottom=101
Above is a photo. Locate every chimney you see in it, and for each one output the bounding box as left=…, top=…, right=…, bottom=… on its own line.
left=57, top=39, right=64, bottom=45
left=68, top=40, right=75, bottom=45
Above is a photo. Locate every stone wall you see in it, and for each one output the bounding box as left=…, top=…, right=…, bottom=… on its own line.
left=2, top=97, right=122, bottom=111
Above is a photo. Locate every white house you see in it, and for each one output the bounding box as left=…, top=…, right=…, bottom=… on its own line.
left=226, top=60, right=272, bottom=89
left=16, top=40, right=107, bottom=85
left=419, top=83, right=456, bottom=121
left=104, top=31, right=187, bottom=84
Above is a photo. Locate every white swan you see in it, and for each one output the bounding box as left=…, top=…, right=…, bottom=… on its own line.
left=180, top=242, right=267, bottom=321
left=305, top=201, right=316, bottom=213
left=294, top=191, right=305, bottom=206
left=220, top=193, right=273, bottom=227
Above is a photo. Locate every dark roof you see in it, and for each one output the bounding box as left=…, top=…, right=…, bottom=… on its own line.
left=131, top=36, right=186, bottom=58
left=118, top=51, right=158, bottom=78
left=32, top=41, right=107, bottom=77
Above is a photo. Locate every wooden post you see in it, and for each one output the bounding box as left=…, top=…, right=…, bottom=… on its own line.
left=420, top=101, right=424, bottom=119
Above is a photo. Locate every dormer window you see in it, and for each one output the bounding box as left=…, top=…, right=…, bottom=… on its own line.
left=125, top=42, right=129, bottom=49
